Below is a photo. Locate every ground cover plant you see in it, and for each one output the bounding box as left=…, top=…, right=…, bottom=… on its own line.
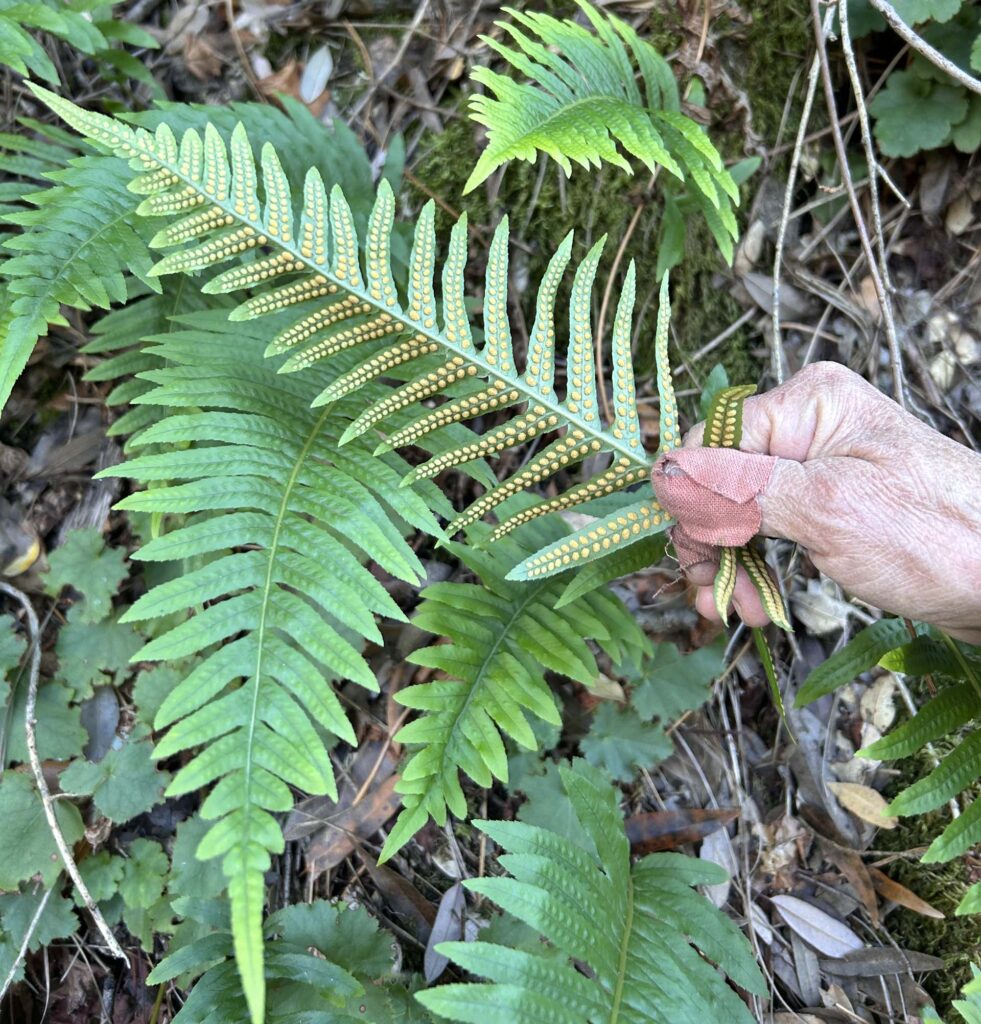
left=0, top=1, right=978, bottom=1022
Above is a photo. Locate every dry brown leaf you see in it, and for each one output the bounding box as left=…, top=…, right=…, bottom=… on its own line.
left=182, top=34, right=224, bottom=80
left=819, top=946, right=944, bottom=977
left=771, top=895, right=864, bottom=958
left=868, top=866, right=945, bottom=920
left=424, top=881, right=465, bottom=983
left=820, top=841, right=880, bottom=928
left=827, top=781, right=898, bottom=829
left=305, top=774, right=402, bottom=876
left=625, top=807, right=738, bottom=855
left=358, top=847, right=436, bottom=941
left=258, top=59, right=331, bottom=116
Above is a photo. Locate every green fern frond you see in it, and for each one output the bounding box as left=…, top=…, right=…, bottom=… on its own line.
left=0, top=0, right=157, bottom=85
left=382, top=518, right=649, bottom=861
left=94, top=313, right=443, bottom=1023
left=0, top=149, right=159, bottom=413
left=465, top=1, right=739, bottom=261
left=846, top=631, right=981, bottom=868
left=79, top=98, right=394, bottom=444
left=31, top=85, right=676, bottom=571
left=417, top=760, right=765, bottom=1024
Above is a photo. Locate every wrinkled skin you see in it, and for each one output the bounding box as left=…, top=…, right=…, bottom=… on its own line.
left=651, top=362, right=981, bottom=643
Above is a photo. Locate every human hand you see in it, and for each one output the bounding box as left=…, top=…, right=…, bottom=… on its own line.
left=651, top=362, right=981, bottom=644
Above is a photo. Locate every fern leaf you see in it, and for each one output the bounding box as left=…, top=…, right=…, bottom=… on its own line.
left=380, top=520, right=648, bottom=861
left=92, top=314, right=442, bottom=1023
left=507, top=497, right=671, bottom=581
left=796, top=618, right=918, bottom=705
left=33, top=85, right=675, bottom=568
left=554, top=534, right=668, bottom=608
left=713, top=546, right=738, bottom=624
left=859, top=682, right=980, bottom=760
left=0, top=152, right=158, bottom=413
left=0, top=0, right=156, bottom=85
left=464, top=1, right=739, bottom=262
left=888, top=730, right=981, bottom=817
left=923, top=797, right=981, bottom=863
left=417, top=760, right=764, bottom=1024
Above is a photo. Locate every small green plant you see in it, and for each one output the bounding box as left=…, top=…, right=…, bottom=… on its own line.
left=852, top=0, right=981, bottom=155
left=0, top=0, right=157, bottom=86
left=464, top=1, right=741, bottom=264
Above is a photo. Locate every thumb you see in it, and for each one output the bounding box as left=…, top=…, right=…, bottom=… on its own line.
left=652, top=447, right=826, bottom=550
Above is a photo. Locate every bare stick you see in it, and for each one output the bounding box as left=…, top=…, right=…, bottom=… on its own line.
left=866, top=0, right=981, bottom=95
left=839, top=0, right=900, bottom=285
left=809, top=0, right=908, bottom=409
left=0, top=886, right=53, bottom=1000
left=0, top=582, right=127, bottom=964
left=772, top=6, right=830, bottom=382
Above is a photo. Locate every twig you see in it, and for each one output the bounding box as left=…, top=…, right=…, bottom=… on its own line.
left=676, top=308, right=757, bottom=372
left=866, top=0, right=981, bottom=95
left=772, top=4, right=831, bottom=383
left=223, top=0, right=265, bottom=103
left=809, top=0, right=907, bottom=409
left=0, top=582, right=127, bottom=965
left=0, top=886, right=53, bottom=1000
left=839, top=0, right=903, bottom=298
left=348, top=0, right=431, bottom=123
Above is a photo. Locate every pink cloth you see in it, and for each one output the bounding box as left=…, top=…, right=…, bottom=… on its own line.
left=651, top=448, right=777, bottom=567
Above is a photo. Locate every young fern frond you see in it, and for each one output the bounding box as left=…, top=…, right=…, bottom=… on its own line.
left=32, top=86, right=677, bottom=570
left=95, top=314, right=443, bottom=1023
left=418, top=760, right=765, bottom=1024
left=382, top=519, right=649, bottom=861
left=465, top=0, right=740, bottom=261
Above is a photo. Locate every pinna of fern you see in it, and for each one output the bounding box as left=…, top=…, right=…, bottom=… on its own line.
left=465, top=0, right=741, bottom=262
left=30, top=84, right=681, bottom=575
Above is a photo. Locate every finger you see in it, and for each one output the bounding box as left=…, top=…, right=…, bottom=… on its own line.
left=732, top=361, right=898, bottom=461
left=694, top=569, right=771, bottom=627
left=731, top=567, right=772, bottom=628
left=685, top=561, right=717, bottom=587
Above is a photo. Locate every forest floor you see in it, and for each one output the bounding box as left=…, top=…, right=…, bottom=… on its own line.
left=0, top=0, right=979, bottom=1022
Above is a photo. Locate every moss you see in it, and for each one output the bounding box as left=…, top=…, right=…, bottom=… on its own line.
left=874, top=741, right=980, bottom=1013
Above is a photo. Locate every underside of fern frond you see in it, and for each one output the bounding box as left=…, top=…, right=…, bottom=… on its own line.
left=465, top=0, right=740, bottom=261
left=32, top=84, right=677, bottom=571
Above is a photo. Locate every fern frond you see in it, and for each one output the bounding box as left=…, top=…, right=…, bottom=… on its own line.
left=464, top=1, right=740, bottom=261
left=0, top=150, right=159, bottom=413
left=382, top=519, right=648, bottom=861
left=93, top=314, right=443, bottom=1023
left=0, top=0, right=157, bottom=85
left=417, top=760, right=765, bottom=1024
left=32, top=86, right=676, bottom=571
